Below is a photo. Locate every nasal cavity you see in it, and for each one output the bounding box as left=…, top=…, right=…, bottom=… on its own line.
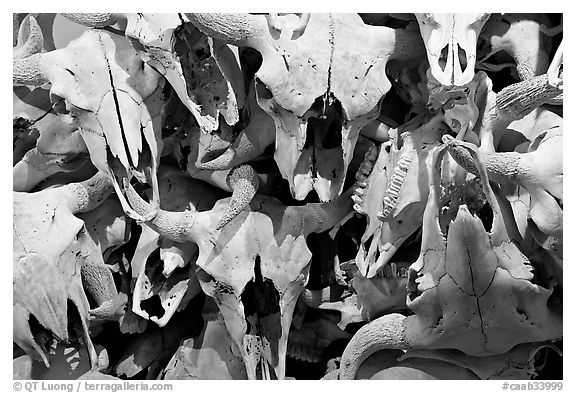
left=241, top=255, right=281, bottom=319
left=305, top=95, right=343, bottom=150
left=438, top=44, right=449, bottom=72
left=457, top=44, right=468, bottom=73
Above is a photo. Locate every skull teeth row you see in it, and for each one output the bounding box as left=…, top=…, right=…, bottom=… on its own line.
left=287, top=342, right=323, bottom=363
left=352, top=145, right=380, bottom=214
left=378, top=153, right=412, bottom=221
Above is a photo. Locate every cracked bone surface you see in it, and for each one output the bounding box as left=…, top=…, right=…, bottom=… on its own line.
left=130, top=167, right=221, bottom=328
left=13, top=12, right=562, bottom=380
left=339, top=142, right=562, bottom=379
left=14, top=26, right=164, bottom=223
left=13, top=172, right=117, bottom=369
left=354, top=114, right=446, bottom=278
left=187, top=13, right=424, bottom=201
left=415, top=13, right=490, bottom=86
left=125, top=174, right=352, bottom=379
left=63, top=13, right=245, bottom=132
left=443, top=128, right=562, bottom=240
left=200, top=82, right=276, bottom=171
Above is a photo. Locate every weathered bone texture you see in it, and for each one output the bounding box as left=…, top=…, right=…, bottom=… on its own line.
left=13, top=149, right=89, bottom=192
left=130, top=167, right=221, bottom=327
left=496, top=74, right=563, bottom=120
left=163, top=300, right=248, bottom=379
left=339, top=143, right=562, bottom=379
left=477, top=14, right=555, bottom=81
left=415, top=13, right=490, bottom=86
left=394, top=343, right=561, bottom=380
left=13, top=80, right=89, bottom=192
left=73, top=13, right=245, bottom=132
left=13, top=172, right=116, bottom=369
left=113, top=304, right=204, bottom=379
left=444, top=128, right=562, bottom=239
left=200, top=82, right=276, bottom=171
left=14, top=27, right=164, bottom=222
left=61, top=13, right=120, bottom=28
left=188, top=13, right=424, bottom=201
left=171, top=117, right=278, bottom=199
left=12, top=12, right=563, bottom=380
left=287, top=311, right=351, bottom=364
left=343, top=341, right=557, bottom=380
left=13, top=15, right=44, bottom=59
left=354, top=114, right=446, bottom=278
left=124, top=176, right=352, bottom=379
left=62, top=13, right=245, bottom=130
left=215, top=165, right=259, bottom=229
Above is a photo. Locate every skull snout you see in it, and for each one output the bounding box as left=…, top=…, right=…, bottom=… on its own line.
left=434, top=42, right=471, bottom=85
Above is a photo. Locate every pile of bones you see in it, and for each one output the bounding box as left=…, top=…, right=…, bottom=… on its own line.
left=13, top=12, right=563, bottom=380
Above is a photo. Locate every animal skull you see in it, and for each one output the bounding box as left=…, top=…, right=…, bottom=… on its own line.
left=130, top=167, right=221, bottom=327
left=187, top=13, right=424, bottom=201
left=353, top=114, right=446, bottom=278
left=123, top=166, right=352, bottom=378
left=338, top=142, right=562, bottom=379
left=415, top=13, right=490, bottom=86
left=13, top=27, right=165, bottom=223
left=62, top=13, right=245, bottom=132
left=13, top=173, right=117, bottom=368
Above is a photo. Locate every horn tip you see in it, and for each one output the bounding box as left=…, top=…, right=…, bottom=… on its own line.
left=226, top=164, right=259, bottom=190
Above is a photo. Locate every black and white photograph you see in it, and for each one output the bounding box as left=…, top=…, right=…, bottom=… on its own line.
left=12, top=10, right=564, bottom=383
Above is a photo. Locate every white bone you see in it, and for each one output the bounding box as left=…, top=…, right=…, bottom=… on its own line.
left=415, top=13, right=490, bottom=86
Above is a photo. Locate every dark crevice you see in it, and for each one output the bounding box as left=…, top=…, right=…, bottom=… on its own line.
left=102, top=40, right=134, bottom=168
left=325, top=14, right=336, bottom=111
left=140, top=296, right=165, bottom=319
left=439, top=44, right=449, bottom=72
left=240, top=47, right=263, bottom=88
left=178, top=143, right=191, bottom=171
left=306, top=232, right=336, bottom=289
left=305, top=98, right=343, bottom=150
left=457, top=44, right=468, bottom=73
left=241, top=255, right=281, bottom=319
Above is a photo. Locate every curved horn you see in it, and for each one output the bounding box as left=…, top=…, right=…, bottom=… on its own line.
left=13, top=13, right=25, bottom=46
left=13, top=52, right=48, bottom=86
left=442, top=135, right=522, bottom=186
left=124, top=181, right=211, bottom=243
left=14, top=15, right=44, bottom=59
left=63, top=171, right=114, bottom=214
left=339, top=313, right=410, bottom=380
left=185, top=13, right=268, bottom=48
left=61, top=13, right=120, bottom=28
left=215, top=164, right=259, bottom=230
left=496, top=73, right=563, bottom=119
